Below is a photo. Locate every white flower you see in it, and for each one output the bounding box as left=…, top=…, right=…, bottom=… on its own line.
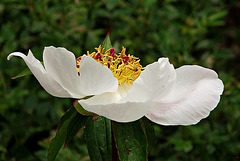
left=8, top=46, right=224, bottom=125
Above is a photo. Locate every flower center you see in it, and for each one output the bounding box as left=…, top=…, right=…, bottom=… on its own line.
left=76, top=45, right=144, bottom=85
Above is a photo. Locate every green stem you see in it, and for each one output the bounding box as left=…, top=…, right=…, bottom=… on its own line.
left=111, top=121, right=118, bottom=161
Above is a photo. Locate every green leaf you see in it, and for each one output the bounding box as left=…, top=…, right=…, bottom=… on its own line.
left=11, top=62, right=44, bottom=79
left=64, top=113, right=88, bottom=147
left=48, top=106, right=77, bottom=161
left=208, top=10, right=227, bottom=22
left=11, top=67, right=32, bottom=79
left=141, top=117, right=155, bottom=154
left=112, top=121, right=147, bottom=161
left=58, top=106, right=77, bottom=129
left=105, top=0, right=119, bottom=10
left=48, top=106, right=88, bottom=161
left=144, top=0, right=157, bottom=8
left=84, top=117, right=112, bottom=161
left=102, top=32, right=113, bottom=51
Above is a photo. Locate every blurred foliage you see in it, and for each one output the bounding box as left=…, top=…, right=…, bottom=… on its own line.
left=0, top=0, right=240, bottom=160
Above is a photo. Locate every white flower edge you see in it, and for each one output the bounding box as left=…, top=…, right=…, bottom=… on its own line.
left=146, top=65, right=224, bottom=125
left=8, top=46, right=118, bottom=98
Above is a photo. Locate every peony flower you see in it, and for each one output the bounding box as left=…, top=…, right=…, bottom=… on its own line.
left=8, top=46, right=224, bottom=125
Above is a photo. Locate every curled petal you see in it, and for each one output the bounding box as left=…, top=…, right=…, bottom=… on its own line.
left=146, top=65, right=224, bottom=125
left=7, top=51, right=73, bottom=97
left=9, top=47, right=118, bottom=99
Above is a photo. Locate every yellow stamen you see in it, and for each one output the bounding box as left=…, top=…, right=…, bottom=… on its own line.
left=76, top=45, right=144, bottom=85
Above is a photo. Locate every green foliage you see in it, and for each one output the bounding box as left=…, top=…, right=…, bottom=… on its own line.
left=84, top=117, right=112, bottom=161
left=64, top=111, right=88, bottom=147
left=48, top=107, right=77, bottom=161
left=11, top=67, right=32, bottom=79
left=48, top=106, right=88, bottom=161
left=112, top=120, right=147, bottom=161
left=1, top=0, right=240, bottom=160
left=141, top=117, right=155, bottom=154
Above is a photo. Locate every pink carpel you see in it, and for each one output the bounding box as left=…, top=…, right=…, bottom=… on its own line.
left=110, top=48, right=115, bottom=56
left=122, top=56, right=129, bottom=63
left=95, top=53, right=102, bottom=60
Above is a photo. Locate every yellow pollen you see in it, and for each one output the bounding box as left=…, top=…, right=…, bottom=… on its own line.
left=76, top=45, right=144, bottom=85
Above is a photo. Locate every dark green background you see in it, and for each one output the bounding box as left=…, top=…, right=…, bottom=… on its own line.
left=0, top=0, right=239, bottom=160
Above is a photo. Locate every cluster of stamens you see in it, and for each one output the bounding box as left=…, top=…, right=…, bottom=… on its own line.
left=76, top=45, right=144, bottom=85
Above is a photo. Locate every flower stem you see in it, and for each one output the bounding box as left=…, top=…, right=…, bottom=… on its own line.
left=111, top=121, right=118, bottom=161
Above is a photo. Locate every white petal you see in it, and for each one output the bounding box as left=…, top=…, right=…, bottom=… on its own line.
left=123, top=58, right=176, bottom=102
left=43, top=46, right=85, bottom=98
left=43, top=47, right=117, bottom=97
left=78, top=84, right=150, bottom=122
left=78, top=55, right=118, bottom=95
left=146, top=65, right=224, bottom=125
left=7, top=51, right=73, bottom=97
left=79, top=100, right=151, bottom=123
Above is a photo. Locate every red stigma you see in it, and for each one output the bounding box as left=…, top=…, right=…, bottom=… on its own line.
left=122, top=56, right=129, bottom=63
left=76, top=56, right=82, bottom=61
left=110, top=48, right=115, bottom=56
left=95, top=53, right=102, bottom=60
left=76, top=56, right=82, bottom=68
